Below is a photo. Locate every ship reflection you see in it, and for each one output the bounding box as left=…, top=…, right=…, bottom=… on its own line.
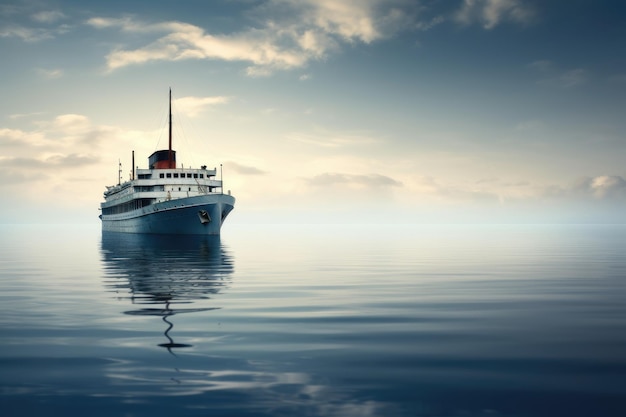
left=100, top=232, right=234, bottom=353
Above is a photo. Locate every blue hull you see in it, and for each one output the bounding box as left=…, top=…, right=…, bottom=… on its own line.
left=100, top=194, right=235, bottom=235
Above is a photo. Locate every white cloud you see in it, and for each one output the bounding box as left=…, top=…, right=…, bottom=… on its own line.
left=246, top=65, right=278, bottom=78
left=1, top=6, right=70, bottom=42
left=0, top=127, right=47, bottom=147
left=44, top=153, right=99, bottom=166
left=400, top=171, right=626, bottom=208
left=87, top=1, right=420, bottom=74
left=50, top=114, right=91, bottom=133
left=86, top=17, right=188, bottom=34
left=0, top=21, right=71, bottom=41
left=0, top=113, right=154, bottom=196
left=455, top=0, right=534, bottom=29
left=286, top=129, right=381, bottom=148
left=36, top=68, right=63, bottom=79
left=173, top=96, right=230, bottom=118
left=0, top=25, right=54, bottom=42
left=402, top=174, right=506, bottom=204
left=225, top=161, right=267, bottom=176
left=31, top=10, right=66, bottom=23
left=574, top=175, right=626, bottom=199
left=84, top=17, right=129, bottom=30
left=4, top=113, right=117, bottom=154
left=306, top=172, right=402, bottom=188
left=95, top=20, right=311, bottom=73
left=415, top=15, right=445, bottom=31
left=8, top=112, right=46, bottom=120
left=282, top=0, right=382, bottom=43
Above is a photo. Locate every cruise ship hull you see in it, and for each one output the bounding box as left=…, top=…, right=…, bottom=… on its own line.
left=100, top=194, right=235, bottom=235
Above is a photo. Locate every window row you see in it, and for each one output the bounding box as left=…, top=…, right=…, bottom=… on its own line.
left=102, top=198, right=154, bottom=215
left=159, top=172, right=205, bottom=179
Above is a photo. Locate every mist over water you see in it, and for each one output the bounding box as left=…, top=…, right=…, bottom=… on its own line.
left=1, top=223, right=625, bottom=416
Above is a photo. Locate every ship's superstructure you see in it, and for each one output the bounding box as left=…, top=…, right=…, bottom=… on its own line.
left=99, top=90, right=235, bottom=235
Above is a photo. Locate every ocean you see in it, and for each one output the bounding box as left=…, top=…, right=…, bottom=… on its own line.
left=1, top=223, right=625, bottom=416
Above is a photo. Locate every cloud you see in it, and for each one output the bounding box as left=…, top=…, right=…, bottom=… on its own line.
left=0, top=25, right=55, bottom=42
left=36, top=68, right=63, bottom=79
left=91, top=19, right=311, bottom=73
left=405, top=174, right=505, bottom=204
left=0, top=113, right=146, bottom=193
left=483, top=175, right=626, bottom=205
left=0, top=154, right=99, bottom=168
left=45, top=153, right=100, bottom=166
left=174, top=96, right=230, bottom=117
left=528, top=60, right=588, bottom=88
left=49, top=113, right=91, bottom=132
left=277, top=0, right=381, bottom=43
left=528, top=59, right=552, bottom=72
left=558, top=68, right=587, bottom=87
left=85, top=16, right=178, bottom=33
left=573, top=175, right=626, bottom=200
left=0, top=169, right=50, bottom=185
left=31, top=10, right=66, bottom=23
left=32, top=113, right=117, bottom=147
left=0, top=127, right=47, bottom=147
left=455, top=0, right=534, bottom=29
left=0, top=156, right=49, bottom=168
left=414, top=15, right=445, bottom=31
left=0, top=153, right=99, bottom=190
left=8, top=112, right=46, bottom=120
left=306, top=172, right=402, bottom=188
left=0, top=6, right=70, bottom=42
left=3, top=113, right=118, bottom=154
left=287, top=129, right=381, bottom=148
left=87, top=1, right=421, bottom=74
left=224, top=161, right=267, bottom=176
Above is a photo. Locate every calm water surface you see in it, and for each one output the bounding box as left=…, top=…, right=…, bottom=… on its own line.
left=1, top=223, right=625, bottom=416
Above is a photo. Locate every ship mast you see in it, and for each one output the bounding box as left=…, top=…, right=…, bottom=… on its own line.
left=168, top=88, right=173, bottom=168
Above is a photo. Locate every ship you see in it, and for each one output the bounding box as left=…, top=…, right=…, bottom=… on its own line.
left=99, top=89, right=235, bottom=234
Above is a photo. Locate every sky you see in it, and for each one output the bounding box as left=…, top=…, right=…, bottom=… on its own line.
left=1, top=0, right=625, bottom=225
